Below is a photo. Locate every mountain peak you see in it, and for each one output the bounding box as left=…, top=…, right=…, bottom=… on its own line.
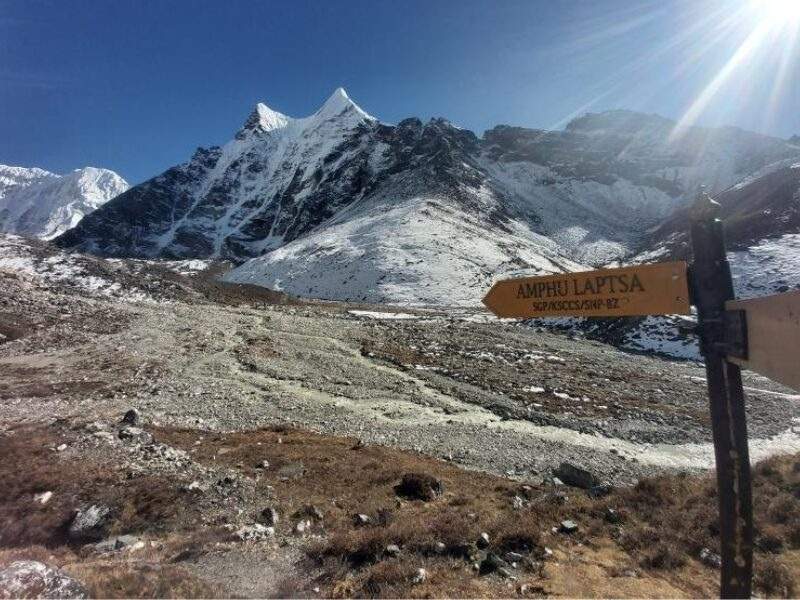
left=314, top=87, right=373, bottom=122
left=238, top=102, right=291, bottom=138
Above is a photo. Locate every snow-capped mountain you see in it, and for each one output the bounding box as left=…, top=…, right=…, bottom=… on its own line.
left=55, top=89, right=800, bottom=305
left=0, top=165, right=129, bottom=240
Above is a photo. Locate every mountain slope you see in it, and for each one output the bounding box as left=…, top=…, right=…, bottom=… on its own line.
left=55, top=90, right=800, bottom=305
left=0, top=165, right=129, bottom=240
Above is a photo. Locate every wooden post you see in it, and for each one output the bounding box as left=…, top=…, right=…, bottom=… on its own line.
left=690, top=191, right=753, bottom=598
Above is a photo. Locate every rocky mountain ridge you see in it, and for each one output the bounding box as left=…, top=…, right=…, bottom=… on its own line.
left=55, top=89, right=800, bottom=305
left=0, top=165, right=129, bottom=240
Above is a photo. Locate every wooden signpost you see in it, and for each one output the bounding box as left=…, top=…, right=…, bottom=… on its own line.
left=482, top=261, right=691, bottom=318
left=483, top=191, right=799, bottom=599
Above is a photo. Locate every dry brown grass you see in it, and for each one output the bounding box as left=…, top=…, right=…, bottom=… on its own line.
left=64, top=561, right=221, bottom=598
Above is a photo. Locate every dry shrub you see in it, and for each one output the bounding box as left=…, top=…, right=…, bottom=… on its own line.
left=65, top=562, right=221, bottom=599
left=754, top=555, right=795, bottom=598
left=361, top=560, right=417, bottom=598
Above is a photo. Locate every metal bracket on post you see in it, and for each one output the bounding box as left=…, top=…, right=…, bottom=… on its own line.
left=723, top=309, right=748, bottom=360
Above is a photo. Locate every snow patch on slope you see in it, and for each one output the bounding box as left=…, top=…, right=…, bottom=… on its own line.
left=224, top=193, right=586, bottom=306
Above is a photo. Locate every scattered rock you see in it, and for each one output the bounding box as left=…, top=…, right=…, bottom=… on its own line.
left=294, top=504, right=324, bottom=522
left=553, top=462, right=599, bottom=490
left=604, top=507, right=622, bottom=524
left=353, top=513, right=371, bottom=527
left=411, top=568, right=427, bottom=584
left=121, top=408, right=139, bottom=425
left=256, top=460, right=270, bottom=469
left=699, top=547, right=722, bottom=568
left=559, top=520, right=578, bottom=534
left=277, top=461, right=306, bottom=480
left=68, top=504, right=111, bottom=543
left=504, top=551, right=524, bottom=563
left=118, top=426, right=153, bottom=445
left=477, top=532, right=490, bottom=549
left=588, top=483, right=614, bottom=498
left=512, top=495, right=525, bottom=510
left=0, top=561, right=87, bottom=599
left=434, top=541, right=447, bottom=554
left=259, top=507, right=280, bottom=526
left=384, top=544, right=401, bottom=558
left=394, top=473, right=444, bottom=501
left=182, top=480, right=205, bottom=493
left=56, top=443, right=68, bottom=452
left=479, top=553, right=508, bottom=575
left=236, top=523, right=274, bottom=541
left=293, top=520, right=312, bottom=535
left=33, top=491, right=52, bottom=505
left=497, top=567, right=516, bottom=580
left=94, top=534, right=141, bottom=553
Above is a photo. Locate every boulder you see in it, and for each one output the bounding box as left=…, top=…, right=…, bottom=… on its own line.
left=121, top=409, right=139, bottom=425
left=68, top=504, right=111, bottom=543
left=394, top=473, right=444, bottom=501
left=553, top=463, right=599, bottom=490
left=0, top=561, right=87, bottom=599
left=479, top=553, right=508, bottom=575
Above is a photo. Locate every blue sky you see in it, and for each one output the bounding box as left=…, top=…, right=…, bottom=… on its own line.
left=2, top=0, right=799, bottom=184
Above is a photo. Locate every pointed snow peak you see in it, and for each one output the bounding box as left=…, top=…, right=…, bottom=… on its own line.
left=238, top=102, right=291, bottom=138
left=314, top=87, right=373, bottom=122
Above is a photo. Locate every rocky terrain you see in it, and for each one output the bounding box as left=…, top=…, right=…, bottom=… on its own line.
left=2, top=234, right=800, bottom=597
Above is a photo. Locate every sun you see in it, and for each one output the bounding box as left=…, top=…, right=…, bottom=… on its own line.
left=751, top=0, right=800, bottom=29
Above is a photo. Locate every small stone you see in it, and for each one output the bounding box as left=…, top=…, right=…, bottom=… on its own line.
left=235, top=523, right=274, bottom=541
left=34, top=491, right=53, bottom=505
left=94, top=535, right=141, bottom=553
left=121, top=409, right=139, bottom=425
left=497, top=567, right=516, bottom=580
left=518, top=583, right=530, bottom=595
left=411, top=568, right=427, bottom=584
left=699, top=547, right=722, bottom=568
left=118, top=426, right=153, bottom=445
left=512, top=495, right=525, bottom=510
left=588, top=483, right=614, bottom=498
left=477, top=532, right=490, bottom=549
left=183, top=480, right=204, bottom=493
left=559, top=520, right=578, bottom=534
left=256, top=460, right=270, bottom=469
left=295, top=504, right=324, bottom=522
left=504, top=551, right=524, bottom=563
left=385, top=544, right=401, bottom=557
left=56, top=443, right=68, bottom=452
left=293, top=520, right=311, bottom=535
left=604, top=507, right=621, bottom=524
left=259, top=507, right=279, bottom=526
left=551, top=477, right=564, bottom=486
left=434, top=541, right=447, bottom=554
left=353, top=513, right=371, bottom=527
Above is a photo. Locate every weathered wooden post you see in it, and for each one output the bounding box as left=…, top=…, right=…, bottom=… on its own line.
left=689, top=191, right=753, bottom=598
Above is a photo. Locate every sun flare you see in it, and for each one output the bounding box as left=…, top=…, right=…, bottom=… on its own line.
left=751, top=0, right=800, bottom=29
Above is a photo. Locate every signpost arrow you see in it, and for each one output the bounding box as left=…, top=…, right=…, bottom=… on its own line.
left=482, top=261, right=691, bottom=319
left=726, top=290, right=800, bottom=392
